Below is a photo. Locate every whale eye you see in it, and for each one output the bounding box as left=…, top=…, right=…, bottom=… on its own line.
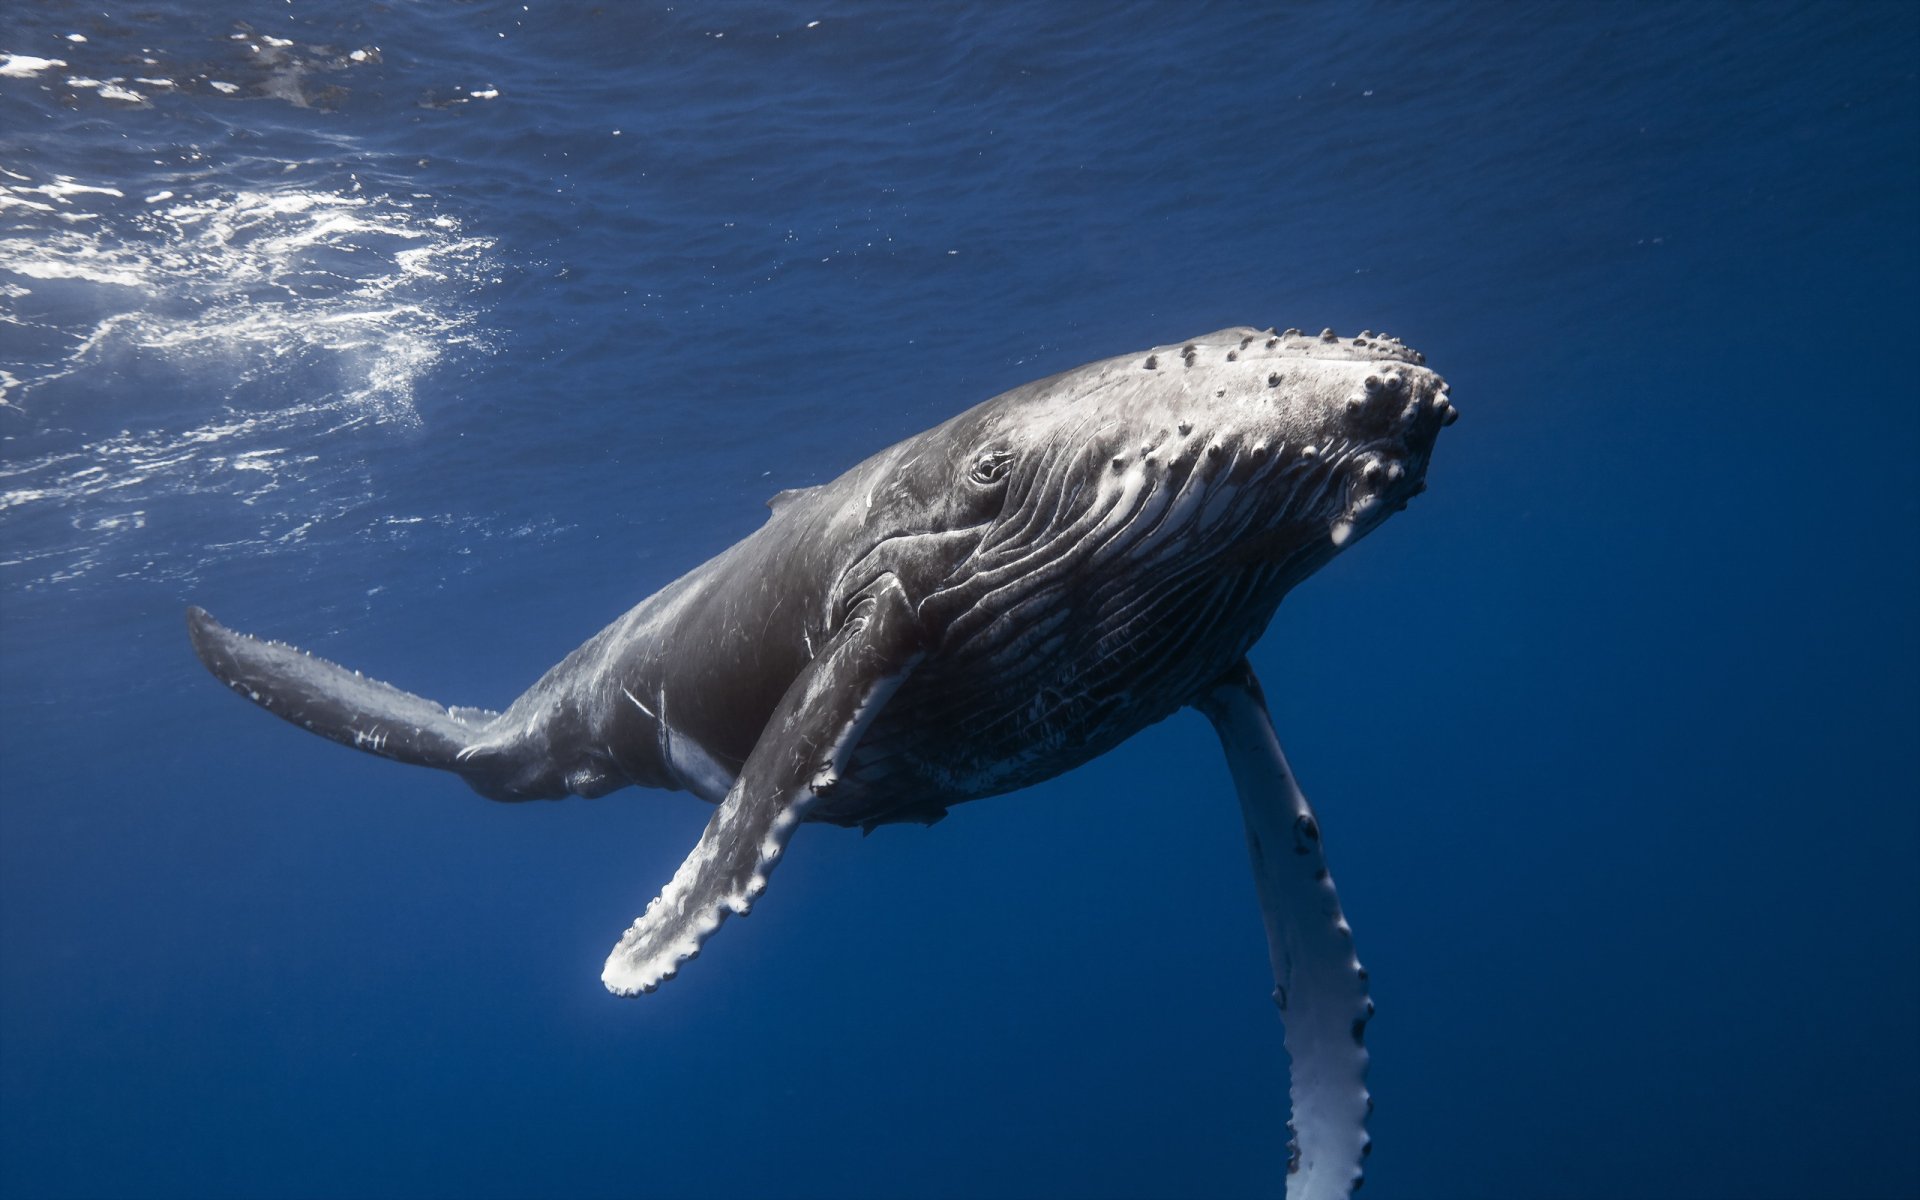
left=969, top=448, right=1016, bottom=486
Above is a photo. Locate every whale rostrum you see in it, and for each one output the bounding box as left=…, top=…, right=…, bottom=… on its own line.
left=188, top=325, right=1454, bottom=1199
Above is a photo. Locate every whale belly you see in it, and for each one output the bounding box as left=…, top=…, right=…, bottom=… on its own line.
left=819, top=562, right=1288, bottom=827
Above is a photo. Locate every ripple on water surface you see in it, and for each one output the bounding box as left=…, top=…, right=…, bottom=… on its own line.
left=0, top=8, right=534, bottom=595
left=0, top=166, right=503, bottom=589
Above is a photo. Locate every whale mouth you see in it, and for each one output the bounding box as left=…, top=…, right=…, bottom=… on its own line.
left=1328, top=439, right=1438, bottom=549
left=1336, top=468, right=1397, bottom=549
left=1326, top=377, right=1457, bottom=549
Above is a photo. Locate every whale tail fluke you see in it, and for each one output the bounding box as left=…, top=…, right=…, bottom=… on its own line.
left=186, top=605, right=506, bottom=788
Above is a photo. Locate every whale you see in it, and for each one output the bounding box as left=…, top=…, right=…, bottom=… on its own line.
left=187, top=325, right=1454, bottom=1199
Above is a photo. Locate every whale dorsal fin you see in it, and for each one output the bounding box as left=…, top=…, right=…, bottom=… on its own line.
left=765, top=484, right=819, bottom=512
left=764, top=481, right=825, bottom=510
left=601, top=575, right=926, bottom=995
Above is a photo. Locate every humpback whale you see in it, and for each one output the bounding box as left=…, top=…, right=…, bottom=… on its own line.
left=188, top=325, right=1454, bottom=1199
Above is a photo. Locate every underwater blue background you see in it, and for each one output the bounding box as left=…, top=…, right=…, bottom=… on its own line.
left=3, top=2, right=1916, bottom=1197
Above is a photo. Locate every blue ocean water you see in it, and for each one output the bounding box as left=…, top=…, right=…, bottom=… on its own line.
left=3, top=2, right=1916, bottom=1197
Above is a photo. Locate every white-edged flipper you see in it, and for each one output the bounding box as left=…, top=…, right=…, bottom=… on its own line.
left=602, top=577, right=926, bottom=995
left=1197, top=661, right=1372, bottom=1200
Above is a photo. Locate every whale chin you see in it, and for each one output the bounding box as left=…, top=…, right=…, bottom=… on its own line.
left=1331, top=470, right=1408, bottom=549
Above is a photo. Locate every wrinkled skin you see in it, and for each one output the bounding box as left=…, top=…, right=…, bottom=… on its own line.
left=442, top=326, right=1450, bottom=827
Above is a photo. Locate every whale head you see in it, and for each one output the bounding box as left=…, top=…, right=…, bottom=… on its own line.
left=944, top=326, right=1454, bottom=596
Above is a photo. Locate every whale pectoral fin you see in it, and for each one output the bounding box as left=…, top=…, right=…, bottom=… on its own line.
left=601, top=577, right=927, bottom=996
left=1195, top=661, right=1372, bottom=1200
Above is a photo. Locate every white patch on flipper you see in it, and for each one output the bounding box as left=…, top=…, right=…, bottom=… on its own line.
left=1199, top=671, right=1372, bottom=1200
left=602, top=586, right=923, bottom=997
left=600, top=792, right=794, bottom=995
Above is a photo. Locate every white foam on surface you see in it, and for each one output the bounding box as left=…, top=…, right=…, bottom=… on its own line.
left=0, top=55, right=67, bottom=78
left=0, top=170, right=504, bottom=588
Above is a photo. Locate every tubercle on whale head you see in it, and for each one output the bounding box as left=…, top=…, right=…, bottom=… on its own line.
left=865, top=326, right=1455, bottom=647
left=1016, top=327, right=1452, bottom=554
left=1196, top=327, right=1453, bottom=557
left=1316, top=341, right=1455, bottom=551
